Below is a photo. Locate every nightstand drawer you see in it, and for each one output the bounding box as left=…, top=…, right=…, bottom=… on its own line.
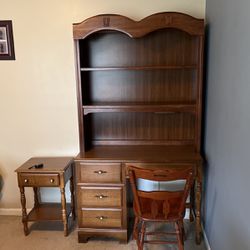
left=78, top=186, right=122, bottom=207
left=80, top=209, right=122, bottom=228
left=78, top=163, right=122, bottom=183
left=19, top=173, right=60, bottom=187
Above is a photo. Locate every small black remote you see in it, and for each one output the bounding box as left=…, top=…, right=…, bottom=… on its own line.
left=35, top=164, right=44, bottom=168
left=29, top=164, right=44, bottom=169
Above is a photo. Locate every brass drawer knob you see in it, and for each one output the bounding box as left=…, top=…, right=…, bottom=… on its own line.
left=24, top=179, right=28, bottom=183
left=94, top=170, right=107, bottom=175
left=96, top=216, right=107, bottom=220
left=95, top=194, right=108, bottom=199
left=50, top=179, right=54, bottom=183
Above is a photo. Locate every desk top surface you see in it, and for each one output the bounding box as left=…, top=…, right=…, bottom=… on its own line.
left=15, top=157, right=74, bottom=173
left=75, top=145, right=203, bottom=163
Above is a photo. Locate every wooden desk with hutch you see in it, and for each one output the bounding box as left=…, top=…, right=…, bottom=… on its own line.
left=73, top=12, right=204, bottom=244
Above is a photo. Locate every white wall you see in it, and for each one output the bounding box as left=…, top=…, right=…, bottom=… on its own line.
left=0, top=0, right=205, bottom=212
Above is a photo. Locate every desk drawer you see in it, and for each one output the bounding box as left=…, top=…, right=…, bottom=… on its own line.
left=19, top=173, right=59, bottom=187
left=78, top=163, right=122, bottom=183
left=80, top=209, right=122, bottom=228
left=78, top=187, right=122, bottom=207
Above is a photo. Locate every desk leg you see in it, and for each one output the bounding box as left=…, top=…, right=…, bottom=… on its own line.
left=19, top=187, right=28, bottom=236
left=195, top=163, right=203, bottom=244
left=60, top=187, right=68, bottom=236
left=70, top=176, right=76, bottom=220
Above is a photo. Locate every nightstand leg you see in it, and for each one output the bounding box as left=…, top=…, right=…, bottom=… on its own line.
left=70, top=176, right=76, bottom=220
left=33, top=187, right=39, bottom=207
left=19, top=187, right=28, bottom=235
left=60, top=187, right=68, bottom=236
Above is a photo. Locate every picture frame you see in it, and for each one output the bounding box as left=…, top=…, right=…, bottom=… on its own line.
left=0, top=20, right=15, bottom=60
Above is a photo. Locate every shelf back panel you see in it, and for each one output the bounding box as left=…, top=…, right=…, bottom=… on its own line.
left=83, top=112, right=195, bottom=148
left=79, top=29, right=199, bottom=68
left=81, top=70, right=197, bottom=104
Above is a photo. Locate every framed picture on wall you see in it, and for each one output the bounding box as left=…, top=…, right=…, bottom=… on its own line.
left=0, top=20, right=15, bottom=60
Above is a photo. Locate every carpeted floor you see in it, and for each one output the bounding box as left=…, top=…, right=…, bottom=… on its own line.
left=0, top=216, right=207, bottom=250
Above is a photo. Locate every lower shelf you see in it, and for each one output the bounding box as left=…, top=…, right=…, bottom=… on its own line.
left=27, top=203, right=71, bottom=221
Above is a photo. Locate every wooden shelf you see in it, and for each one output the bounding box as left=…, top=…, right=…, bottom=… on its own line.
left=83, top=102, right=196, bottom=115
left=81, top=65, right=197, bottom=71
left=27, top=203, right=71, bottom=221
left=75, top=145, right=202, bottom=163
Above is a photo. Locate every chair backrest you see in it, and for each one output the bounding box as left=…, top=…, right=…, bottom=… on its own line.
left=128, top=166, right=194, bottom=220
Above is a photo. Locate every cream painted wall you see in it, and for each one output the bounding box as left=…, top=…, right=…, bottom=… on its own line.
left=73, top=0, right=205, bottom=22
left=0, top=0, right=205, bottom=211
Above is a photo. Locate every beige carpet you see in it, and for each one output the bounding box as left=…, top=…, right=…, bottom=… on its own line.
left=0, top=216, right=207, bottom=250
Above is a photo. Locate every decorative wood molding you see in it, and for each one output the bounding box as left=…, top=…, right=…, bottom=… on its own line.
left=73, top=12, right=204, bottom=39
left=103, top=17, right=110, bottom=27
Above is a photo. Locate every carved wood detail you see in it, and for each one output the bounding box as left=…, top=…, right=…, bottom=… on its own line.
left=103, top=17, right=110, bottom=27
left=73, top=12, right=204, bottom=39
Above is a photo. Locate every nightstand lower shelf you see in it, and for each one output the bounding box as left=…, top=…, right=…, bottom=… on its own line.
left=27, top=203, right=71, bottom=221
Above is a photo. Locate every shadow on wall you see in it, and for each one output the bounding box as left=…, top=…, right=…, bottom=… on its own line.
left=203, top=158, right=218, bottom=243
left=200, top=23, right=211, bottom=229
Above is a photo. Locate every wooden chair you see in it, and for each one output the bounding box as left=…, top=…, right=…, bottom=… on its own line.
left=128, top=166, right=194, bottom=250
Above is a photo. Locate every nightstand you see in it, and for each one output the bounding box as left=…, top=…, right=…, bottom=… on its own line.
left=15, top=157, right=75, bottom=236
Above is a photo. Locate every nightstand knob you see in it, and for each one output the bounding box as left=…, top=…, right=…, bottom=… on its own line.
left=50, top=179, right=54, bottom=183
left=24, top=179, right=28, bottom=183
left=96, top=216, right=106, bottom=220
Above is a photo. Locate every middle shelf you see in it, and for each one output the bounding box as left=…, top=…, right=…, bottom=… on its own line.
left=82, top=102, right=196, bottom=115
left=80, top=65, right=198, bottom=71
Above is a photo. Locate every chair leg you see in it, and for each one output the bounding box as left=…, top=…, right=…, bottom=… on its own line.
left=133, top=216, right=139, bottom=240
left=175, top=222, right=184, bottom=250
left=136, top=219, right=140, bottom=247
left=179, top=219, right=186, bottom=241
left=189, top=184, right=195, bottom=222
left=139, top=220, right=146, bottom=250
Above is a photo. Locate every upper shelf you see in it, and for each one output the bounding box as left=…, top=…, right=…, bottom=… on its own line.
left=73, top=12, right=204, bottom=39
left=80, top=65, right=198, bottom=71
left=83, top=102, right=196, bottom=115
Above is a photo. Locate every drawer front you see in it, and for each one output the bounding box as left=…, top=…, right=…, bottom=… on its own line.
left=80, top=209, right=122, bottom=228
left=19, top=173, right=59, bottom=186
left=78, top=187, right=122, bottom=207
left=78, top=163, right=122, bottom=183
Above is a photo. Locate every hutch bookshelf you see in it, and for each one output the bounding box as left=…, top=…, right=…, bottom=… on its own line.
left=73, top=12, right=204, bottom=244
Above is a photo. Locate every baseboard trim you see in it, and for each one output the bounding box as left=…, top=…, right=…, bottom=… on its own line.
left=202, top=224, right=211, bottom=250
left=0, top=208, right=31, bottom=216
